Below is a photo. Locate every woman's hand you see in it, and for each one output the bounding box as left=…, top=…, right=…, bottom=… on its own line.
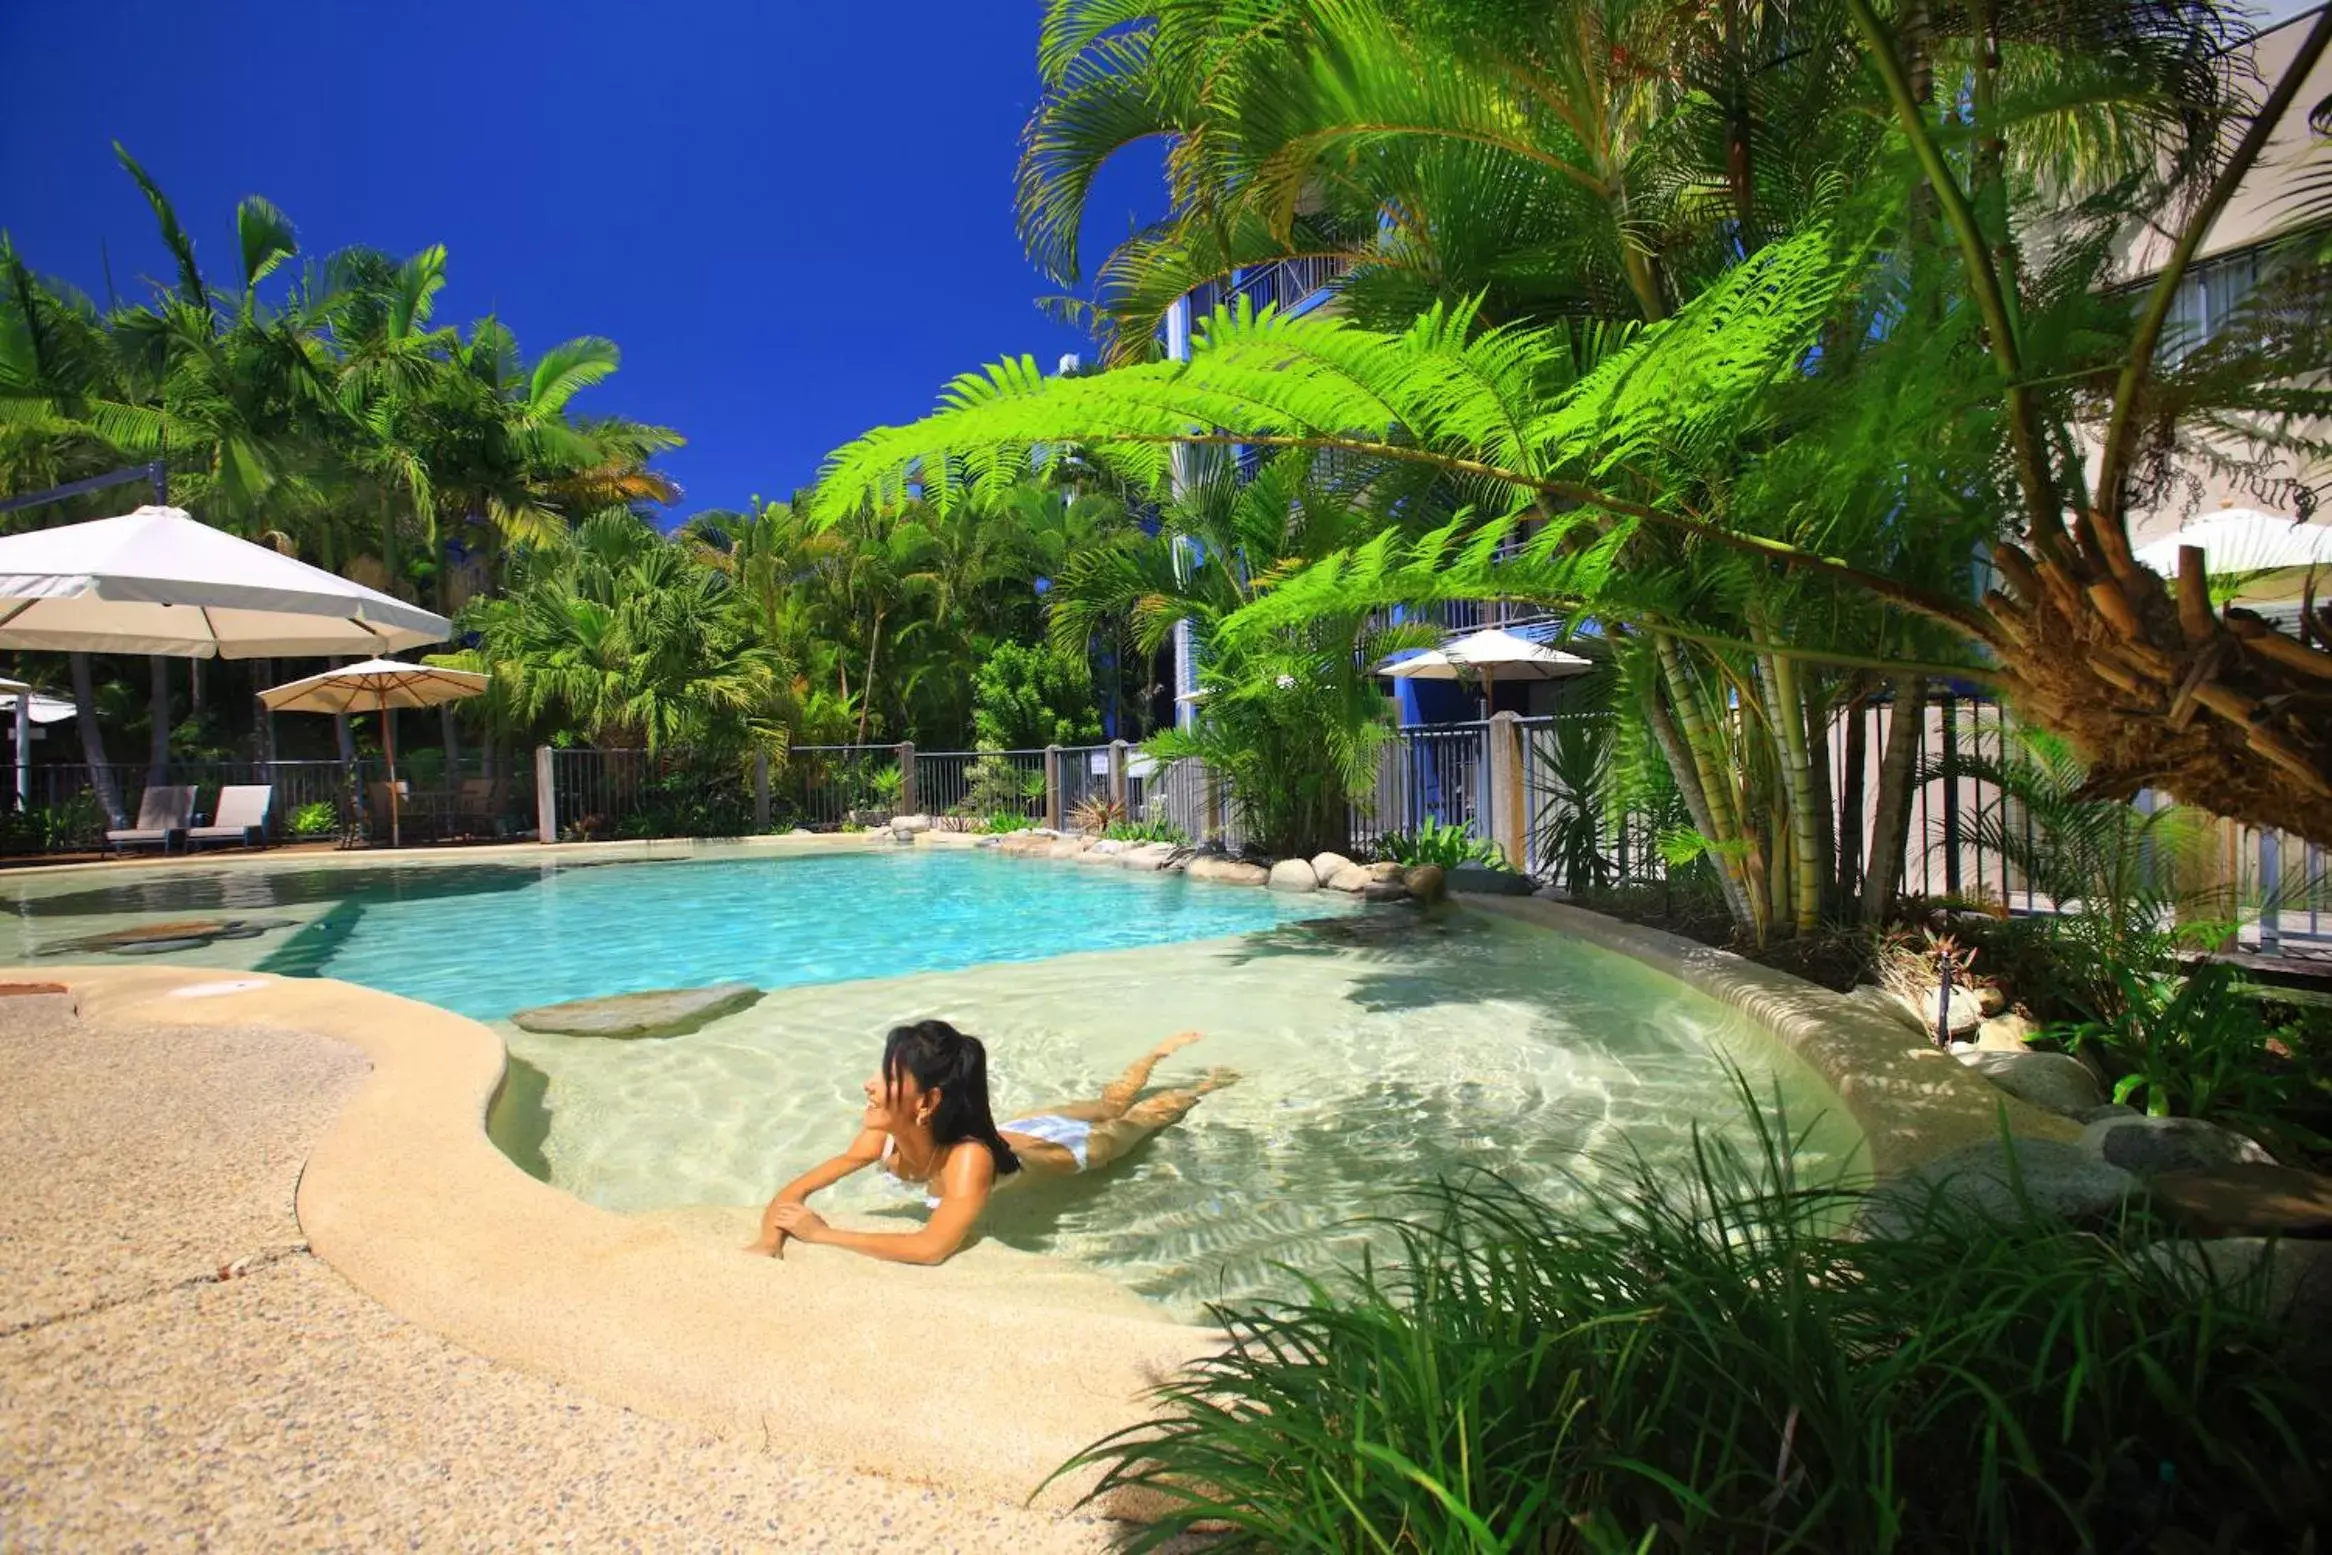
left=743, top=1230, right=789, bottom=1258
left=769, top=1203, right=830, bottom=1243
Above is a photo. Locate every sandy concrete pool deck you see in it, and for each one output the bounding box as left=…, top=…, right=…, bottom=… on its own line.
left=0, top=837, right=2069, bottom=1547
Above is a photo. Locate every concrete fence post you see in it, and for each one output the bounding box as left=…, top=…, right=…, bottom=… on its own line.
left=752, top=748, right=771, bottom=833
left=895, top=741, right=916, bottom=814
left=534, top=745, right=557, bottom=844
left=1108, top=740, right=1129, bottom=813
left=1487, top=711, right=1526, bottom=871
left=1043, top=744, right=1063, bottom=831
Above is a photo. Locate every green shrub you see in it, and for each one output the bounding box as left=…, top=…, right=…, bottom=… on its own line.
left=1058, top=1092, right=2332, bottom=1551
left=1371, top=815, right=1506, bottom=871
left=287, top=800, right=338, bottom=839
left=612, top=767, right=752, bottom=839
left=2061, top=961, right=2328, bottom=1155
left=0, top=792, right=104, bottom=854
left=971, top=640, right=1100, bottom=748
left=974, top=810, right=1036, bottom=834
left=1106, top=817, right=1188, bottom=845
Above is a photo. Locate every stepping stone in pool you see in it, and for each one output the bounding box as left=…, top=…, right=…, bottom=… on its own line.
left=510, top=982, right=764, bottom=1039
left=38, top=918, right=298, bottom=957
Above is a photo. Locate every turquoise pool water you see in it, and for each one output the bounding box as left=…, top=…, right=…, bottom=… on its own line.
left=260, top=848, right=1350, bottom=1018
left=0, top=845, right=1860, bottom=1315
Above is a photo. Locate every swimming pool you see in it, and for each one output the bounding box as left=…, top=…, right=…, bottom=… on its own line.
left=0, top=843, right=1857, bottom=1317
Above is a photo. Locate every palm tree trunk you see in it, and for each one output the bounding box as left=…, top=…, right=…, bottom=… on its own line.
left=1654, top=635, right=1761, bottom=936
left=440, top=704, right=463, bottom=780
left=855, top=610, right=885, bottom=744
left=146, top=655, right=171, bottom=786
left=71, top=652, right=126, bottom=829
left=336, top=708, right=367, bottom=835
left=1836, top=683, right=1869, bottom=905
left=1759, top=646, right=1824, bottom=936
left=1639, top=661, right=1755, bottom=933
left=1860, top=675, right=1929, bottom=925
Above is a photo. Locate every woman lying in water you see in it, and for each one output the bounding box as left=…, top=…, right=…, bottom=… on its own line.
left=746, top=1019, right=1233, bottom=1266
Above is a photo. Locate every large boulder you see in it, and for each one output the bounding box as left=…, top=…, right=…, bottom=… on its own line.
left=1953, top=1049, right=2103, bottom=1117
left=1327, top=860, right=1402, bottom=892
left=1406, top=863, right=1447, bottom=904
left=511, top=982, right=763, bottom=1039
left=1187, top=856, right=1269, bottom=886
left=2146, top=1164, right=2332, bottom=1238
left=2143, top=1237, right=2332, bottom=1322
left=1120, top=842, right=1182, bottom=871
left=1309, top=851, right=1354, bottom=884
left=1267, top=858, right=1320, bottom=892
left=1448, top=863, right=1535, bottom=896
left=1360, top=880, right=1412, bottom=903
left=2078, top=1115, right=2275, bottom=1178
left=1865, top=1137, right=2142, bottom=1235
left=1974, top=1011, right=2038, bottom=1051
left=889, top=813, right=933, bottom=835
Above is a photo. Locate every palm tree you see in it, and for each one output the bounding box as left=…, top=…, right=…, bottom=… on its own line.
left=1045, top=447, right=1437, bottom=856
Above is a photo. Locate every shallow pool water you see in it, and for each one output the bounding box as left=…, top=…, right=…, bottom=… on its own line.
left=0, top=846, right=1859, bottom=1317
left=499, top=911, right=1861, bottom=1318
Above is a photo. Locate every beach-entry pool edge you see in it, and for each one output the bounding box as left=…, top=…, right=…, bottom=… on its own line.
left=0, top=904, right=2036, bottom=1512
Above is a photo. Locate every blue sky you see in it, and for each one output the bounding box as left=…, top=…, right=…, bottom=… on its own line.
left=0, top=0, right=1163, bottom=522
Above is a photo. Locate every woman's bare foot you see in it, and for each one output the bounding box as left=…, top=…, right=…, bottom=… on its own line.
left=1194, top=1066, right=1240, bottom=1096
left=1155, top=1030, right=1204, bottom=1057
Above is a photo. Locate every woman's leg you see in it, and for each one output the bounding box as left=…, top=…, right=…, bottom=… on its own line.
left=1098, top=1030, right=1204, bottom=1116
left=1083, top=1068, right=1237, bottom=1171
left=1025, top=1031, right=1206, bottom=1124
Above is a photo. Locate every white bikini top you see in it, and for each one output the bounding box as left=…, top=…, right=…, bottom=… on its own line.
left=878, top=1135, right=942, bottom=1209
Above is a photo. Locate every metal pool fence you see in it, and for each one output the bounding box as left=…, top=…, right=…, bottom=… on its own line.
left=0, top=753, right=536, bottom=854
left=18, top=699, right=2326, bottom=962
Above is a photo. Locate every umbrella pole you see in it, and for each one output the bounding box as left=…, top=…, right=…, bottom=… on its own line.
left=382, top=689, right=401, bottom=849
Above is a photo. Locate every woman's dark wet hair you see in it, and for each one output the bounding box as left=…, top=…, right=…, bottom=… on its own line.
left=881, top=1020, right=1021, bottom=1176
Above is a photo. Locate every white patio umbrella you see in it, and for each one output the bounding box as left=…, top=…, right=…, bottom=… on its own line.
left=1378, top=627, right=1595, bottom=704
left=2133, top=507, right=2332, bottom=581
left=0, top=505, right=448, bottom=657
left=260, top=659, right=488, bottom=847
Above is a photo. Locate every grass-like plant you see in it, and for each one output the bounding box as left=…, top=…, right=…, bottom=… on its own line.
left=1106, top=816, right=1189, bottom=845
left=1055, top=1088, right=2332, bottom=1551
left=1069, top=793, right=1127, bottom=835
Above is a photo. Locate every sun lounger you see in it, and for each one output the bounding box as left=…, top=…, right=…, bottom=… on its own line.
left=185, top=784, right=273, bottom=850
left=105, top=784, right=195, bottom=854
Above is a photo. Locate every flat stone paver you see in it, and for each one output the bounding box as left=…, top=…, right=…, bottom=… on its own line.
left=0, top=1003, right=1125, bottom=1550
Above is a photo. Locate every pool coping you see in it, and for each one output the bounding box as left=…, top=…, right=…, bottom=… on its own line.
left=1456, top=895, right=2078, bottom=1173
left=11, top=875, right=2074, bottom=1515
left=36, top=962, right=1210, bottom=1515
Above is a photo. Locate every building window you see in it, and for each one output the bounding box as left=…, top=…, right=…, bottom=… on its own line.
left=2160, top=245, right=2261, bottom=364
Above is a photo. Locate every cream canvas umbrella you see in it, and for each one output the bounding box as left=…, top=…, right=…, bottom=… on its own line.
left=0, top=505, right=448, bottom=657
left=1378, top=627, right=1595, bottom=704
left=260, top=659, right=487, bottom=847
left=2133, top=507, right=2332, bottom=592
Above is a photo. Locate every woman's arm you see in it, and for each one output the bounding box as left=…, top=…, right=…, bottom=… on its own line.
left=770, top=1142, right=996, bottom=1266
left=747, top=1126, right=885, bottom=1256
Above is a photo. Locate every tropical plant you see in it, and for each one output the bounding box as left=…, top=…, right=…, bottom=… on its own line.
left=1370, top=815, right=1504, bottom=871
left=2062, top=960, right=2319, bottom=1143
left=1056, top=1087, right=2332, bottom=1552
left=865, top=762, right=906, bottom=809
left=1068, top=792, right=1125, bottom=835
left=971, top=639, right=1100, bottom=749
left=287, top=799, right=338, bottom=839
left=445, top=509, right=789, bottom=758
left=1036, top=449, right=1436, bottom=858
left=830, top=0, right=2332, bottom=940
left=1530, top=713, right=1617, bottom=894
left=974, top=809, right=1039, bottom=835
left=1935, top=723, right=2224, bottom=1016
